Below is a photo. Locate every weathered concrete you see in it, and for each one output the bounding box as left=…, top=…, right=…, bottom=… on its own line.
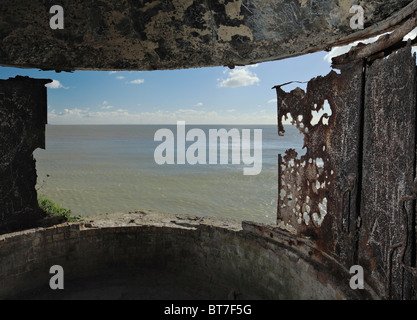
left=0, top=76, right=51, bottom=234
left=0, top=210, right=378, bottom=300
left=0, top=0, right=415, bottom=71
left=1, top=1, right=417, bottom=301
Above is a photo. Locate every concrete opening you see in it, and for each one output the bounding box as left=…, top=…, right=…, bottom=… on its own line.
left=2, top=0, right=417, bottom=300
left=0, top=46, right=413, bottom=300
left=28, top=64, right=286, bottom=224
left=1, top=44, right=416, bottom=301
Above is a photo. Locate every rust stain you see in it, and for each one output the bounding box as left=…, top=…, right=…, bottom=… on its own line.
left=274, top=61, right=363, bottom=267
left=275, top=82, right=334, bottom=244
left=274, top=43, right=417, bottom=299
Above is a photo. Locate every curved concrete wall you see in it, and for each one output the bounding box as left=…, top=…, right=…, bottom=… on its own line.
left=0, top=0, right=414, bottom=71
left=0, top=211, right=377, bottom=300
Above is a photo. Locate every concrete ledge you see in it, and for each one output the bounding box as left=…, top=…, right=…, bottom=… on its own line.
left=0, top=210, right=378, bottom=300
left=0, top=0, right=414, bottom=71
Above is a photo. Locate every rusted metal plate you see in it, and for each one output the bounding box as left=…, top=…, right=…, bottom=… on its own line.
left=359, top=44, right=416, bottom=299
left=275, top=61, right=363, bottom=268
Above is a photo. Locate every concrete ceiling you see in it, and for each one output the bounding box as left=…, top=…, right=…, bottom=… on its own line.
left=0, top=0, right=415, bottom=71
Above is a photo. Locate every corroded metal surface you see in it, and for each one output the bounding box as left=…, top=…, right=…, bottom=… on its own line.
left=275, top=61, right=363, bottom=268
left=0, top=0, right=414, bottom=71
left=359, top=44, right=416, bottom=300
left=276, top=43, right=417, bottom=299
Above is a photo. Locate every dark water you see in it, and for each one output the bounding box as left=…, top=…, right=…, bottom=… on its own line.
left=34, top=124, right=304, bottom=224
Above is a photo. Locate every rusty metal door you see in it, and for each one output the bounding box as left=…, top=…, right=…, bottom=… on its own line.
left=276, top=44, right=417, bottom=299
left=275, top=61, right=364, bottom=269
left=359, top=45, right=416, bottom=300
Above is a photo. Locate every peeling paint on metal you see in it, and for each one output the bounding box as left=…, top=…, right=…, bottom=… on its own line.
left=274, top=60, right=363, bottom=268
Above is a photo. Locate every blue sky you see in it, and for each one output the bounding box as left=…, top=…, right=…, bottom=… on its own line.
left=0, top=50, right=337, bottom=125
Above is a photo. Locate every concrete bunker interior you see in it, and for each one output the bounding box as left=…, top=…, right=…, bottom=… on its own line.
left=2, top=0, right=417, bottom=300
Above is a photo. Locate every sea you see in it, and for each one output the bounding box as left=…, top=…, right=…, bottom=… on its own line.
left=33, top=124, right=305, bottom=224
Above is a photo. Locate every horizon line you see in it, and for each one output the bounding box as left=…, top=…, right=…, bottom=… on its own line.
left=46, top=123, right=279, bottom=126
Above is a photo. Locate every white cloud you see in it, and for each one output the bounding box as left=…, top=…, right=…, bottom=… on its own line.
left=267, top=99, right=277, bottom=104
left=129, top=79, right=145, bottom=84
left=45, top=80, right=68, bottom=89
left=218, top=67, right=260, bottom=88
left=176, top=108, right=200, bottom=114
left=109, top=71, right=118, bottom=74
left=101, top=101, right=113, bottom=110
left=48, top=107, right=276, bottom=125
left=116, top=76, right=125, bottom=80
left=194, top=102, right=204, bottom=107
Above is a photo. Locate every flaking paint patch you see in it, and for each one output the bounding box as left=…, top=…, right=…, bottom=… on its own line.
left=217, top=25, right=254, bottom=42
left=225, top=0, right=244, bottom=20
